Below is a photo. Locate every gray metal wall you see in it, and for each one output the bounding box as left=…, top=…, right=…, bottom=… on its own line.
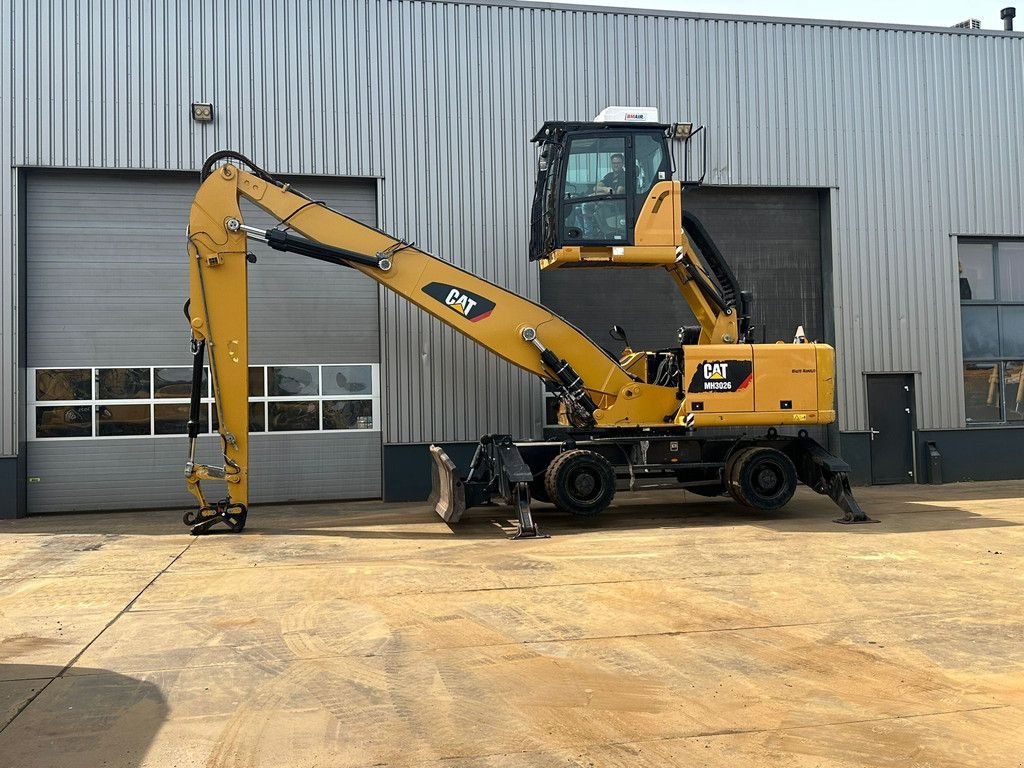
left=23, top=170, right=379, bottom=512
left=4, top=0, right=1024, bottom=461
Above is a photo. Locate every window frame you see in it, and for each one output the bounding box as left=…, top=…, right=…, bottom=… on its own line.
left=28, top=363, right=381, bottom=440
left=958, top=237, right=1024, bottom=427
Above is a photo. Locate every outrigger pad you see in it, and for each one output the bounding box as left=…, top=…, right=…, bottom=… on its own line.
left=829, top=473, right=879, bottom=525
left=428, top=445, right=466, bottom=523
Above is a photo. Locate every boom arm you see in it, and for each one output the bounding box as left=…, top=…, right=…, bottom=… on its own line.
left=184, top=158, right=683, bottom=524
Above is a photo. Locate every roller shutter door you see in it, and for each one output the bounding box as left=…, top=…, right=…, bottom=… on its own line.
left=25, top=170, right=380, bottom=513
left=540, top=187, right=825, bottom=350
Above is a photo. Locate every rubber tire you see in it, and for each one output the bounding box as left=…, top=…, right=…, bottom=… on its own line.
left=726, top=446, right=797, bottom=511
left=543, top=449, right=616, bottom=517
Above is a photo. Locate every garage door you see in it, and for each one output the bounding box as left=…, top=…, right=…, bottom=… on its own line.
left=26, top=170, right=381, bottom=513
left=541, top=187, right=825, bottom=350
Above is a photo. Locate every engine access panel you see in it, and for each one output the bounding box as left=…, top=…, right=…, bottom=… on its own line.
left=679, top=343, right=836, bottom=427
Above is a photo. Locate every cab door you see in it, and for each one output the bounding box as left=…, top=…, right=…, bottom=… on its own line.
left=558, top=133, right=633, bottom=246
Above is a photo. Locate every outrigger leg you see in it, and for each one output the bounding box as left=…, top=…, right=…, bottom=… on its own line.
left=789, top=436, right=877, bottom=525
left=429, top=436, right=548, bottom=539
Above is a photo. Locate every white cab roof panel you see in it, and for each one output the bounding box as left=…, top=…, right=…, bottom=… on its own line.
left=593, top=106, right=659, bottom=123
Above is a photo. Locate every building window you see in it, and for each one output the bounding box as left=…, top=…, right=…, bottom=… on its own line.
left=29, top=364, right=380, bottom=439
left=959, top=240, right=1024, bottom=424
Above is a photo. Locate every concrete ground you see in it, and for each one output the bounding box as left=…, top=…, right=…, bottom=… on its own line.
left=0, top=482, right=1022, bottom=768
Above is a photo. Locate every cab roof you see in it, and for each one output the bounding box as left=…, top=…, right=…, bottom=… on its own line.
left=531, top=121, right=670, bottom=143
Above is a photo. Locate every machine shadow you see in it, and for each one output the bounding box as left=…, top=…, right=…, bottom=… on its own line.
left=233, top=484, right=1024, bottom=540
left=5, top=483, right=1020, bottom=540
left=0, top=663, right=168, bottom=765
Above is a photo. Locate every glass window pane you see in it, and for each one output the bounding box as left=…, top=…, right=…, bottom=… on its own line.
left=154, top=403, right=210, bottom=435
left=634, top=134, right=665, bottom=197
left=564, top=136, right=626, bottom=198
left=268, top=401, right=318, bottom=431
left=249, top=402, right=266, bottom=432
left=322, top=365, right=373, bottom=396
left=35, top=369, right=91, bottom=401
left=249, top=367, right=265, bottom=397
left=323, top=400, right=373, bottom=430
left=211, top=402, right=265, bottom=433
left=154, top=367, right=208, bottom=398
left=96, top=404, right=151, bottom=436
left=563, top=199, right=627, bottom=243
left=97, top=368, right=150, bottom=400
left=1006, top=362, right=1024, bottom=422
left=958, top=243, right=994, bottom=300
left=964, top=363, right=1003, bottom=423
left=268, top=366, right=318, bottom=396
left=545, top=395, right=561, bottom=426
left=36, top=406, right=91, bottom=438
left=961, top=306, right=1000, bottom=359
left=997, top=242, right=1024, bottom=301
left=999, top=306, right=1024, bottom=358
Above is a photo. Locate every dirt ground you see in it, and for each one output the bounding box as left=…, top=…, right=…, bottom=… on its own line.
left=0, top=482, right=1022, bottom=767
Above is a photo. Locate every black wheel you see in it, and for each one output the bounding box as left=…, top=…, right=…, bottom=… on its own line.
left=726, top=447, right=797, bottom=511
left=543, top=449, right=616, bottom=517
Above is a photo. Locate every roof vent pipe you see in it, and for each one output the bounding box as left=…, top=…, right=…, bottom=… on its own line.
left=1002, top=7, right=1016, bottom=30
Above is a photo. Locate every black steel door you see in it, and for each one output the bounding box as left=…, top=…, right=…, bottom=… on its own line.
left=867, top=375, right=915, bottom=484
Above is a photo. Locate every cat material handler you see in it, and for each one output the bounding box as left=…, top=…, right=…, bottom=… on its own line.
left=182, top=106, right=871, bottom=536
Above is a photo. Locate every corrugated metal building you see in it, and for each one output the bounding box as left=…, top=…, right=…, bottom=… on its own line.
left=2, top=0, right=1022, bottom=517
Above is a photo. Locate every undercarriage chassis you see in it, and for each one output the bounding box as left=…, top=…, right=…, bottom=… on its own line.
left=429, top=430, right=875, bottom=539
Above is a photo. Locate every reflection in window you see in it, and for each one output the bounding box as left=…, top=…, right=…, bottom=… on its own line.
left=563, top=199, right=627, bottom=243
left=322, top=365, right=373, bottom=396
left=36, top=369, right=91, bottom=401
left=998, top=242, right=1024, bottom=301
left=154, top=403, right=210, bottom=435
left=961, top=306, right=999, bottom=359
left=323, top=400, right=373, bottom=430
left=269, top=401, right=319, bottom=431
left=36, top=406, right=91, bottom=438
left=964, top=363, right=1002, bottom=423
left=30, top=363, right=378, bottom=438
left=959, top=243, right=994, bottom=300
left=97, top=404, right=151, bottom=436
left=97, top=368, right=150, bottom=400
left=154, top=367, right=208, bottom=398
left=959, top=239, right=1024, bottom=425
left=999, top=306, right=1024, bottom=358
left=634, top=134, right=665, bottom=197
left=1007, top=362, right=1024, bottom=422
left=249, top=367, right=265, bottom=397
left=268, top=366, right=318, bottom=396
left=211, top=402, right=266, bottom=433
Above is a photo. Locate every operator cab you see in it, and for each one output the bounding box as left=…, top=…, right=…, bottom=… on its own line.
left=529, top=106, right=681, bottom=262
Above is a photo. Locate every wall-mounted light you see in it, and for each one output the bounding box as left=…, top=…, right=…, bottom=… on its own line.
left=191, top=102, right=214, bottom=122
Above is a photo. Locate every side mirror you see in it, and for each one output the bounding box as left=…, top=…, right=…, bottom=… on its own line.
left=609, top=325, right=630, bottom=350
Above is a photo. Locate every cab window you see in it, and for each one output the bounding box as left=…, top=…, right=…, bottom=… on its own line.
left=634, top=133, right=665, bottom=198
left=561, top=136, right=628, bottom=243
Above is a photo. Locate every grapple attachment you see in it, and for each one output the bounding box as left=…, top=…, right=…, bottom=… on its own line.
left=428, top=445, right=467, bottom=523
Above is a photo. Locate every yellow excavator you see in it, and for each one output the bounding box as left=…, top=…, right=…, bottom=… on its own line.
left=182, top=106, right=871, bottom=536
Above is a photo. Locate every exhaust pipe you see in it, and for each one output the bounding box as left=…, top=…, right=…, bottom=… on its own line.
left=1002, top=6, right=1016, bottom=30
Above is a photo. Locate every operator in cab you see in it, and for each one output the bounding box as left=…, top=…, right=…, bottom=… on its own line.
left=593, top=153, right=626, bottom=194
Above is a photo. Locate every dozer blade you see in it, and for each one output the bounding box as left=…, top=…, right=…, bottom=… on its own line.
left=428, top=444, right=467, bottom=523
